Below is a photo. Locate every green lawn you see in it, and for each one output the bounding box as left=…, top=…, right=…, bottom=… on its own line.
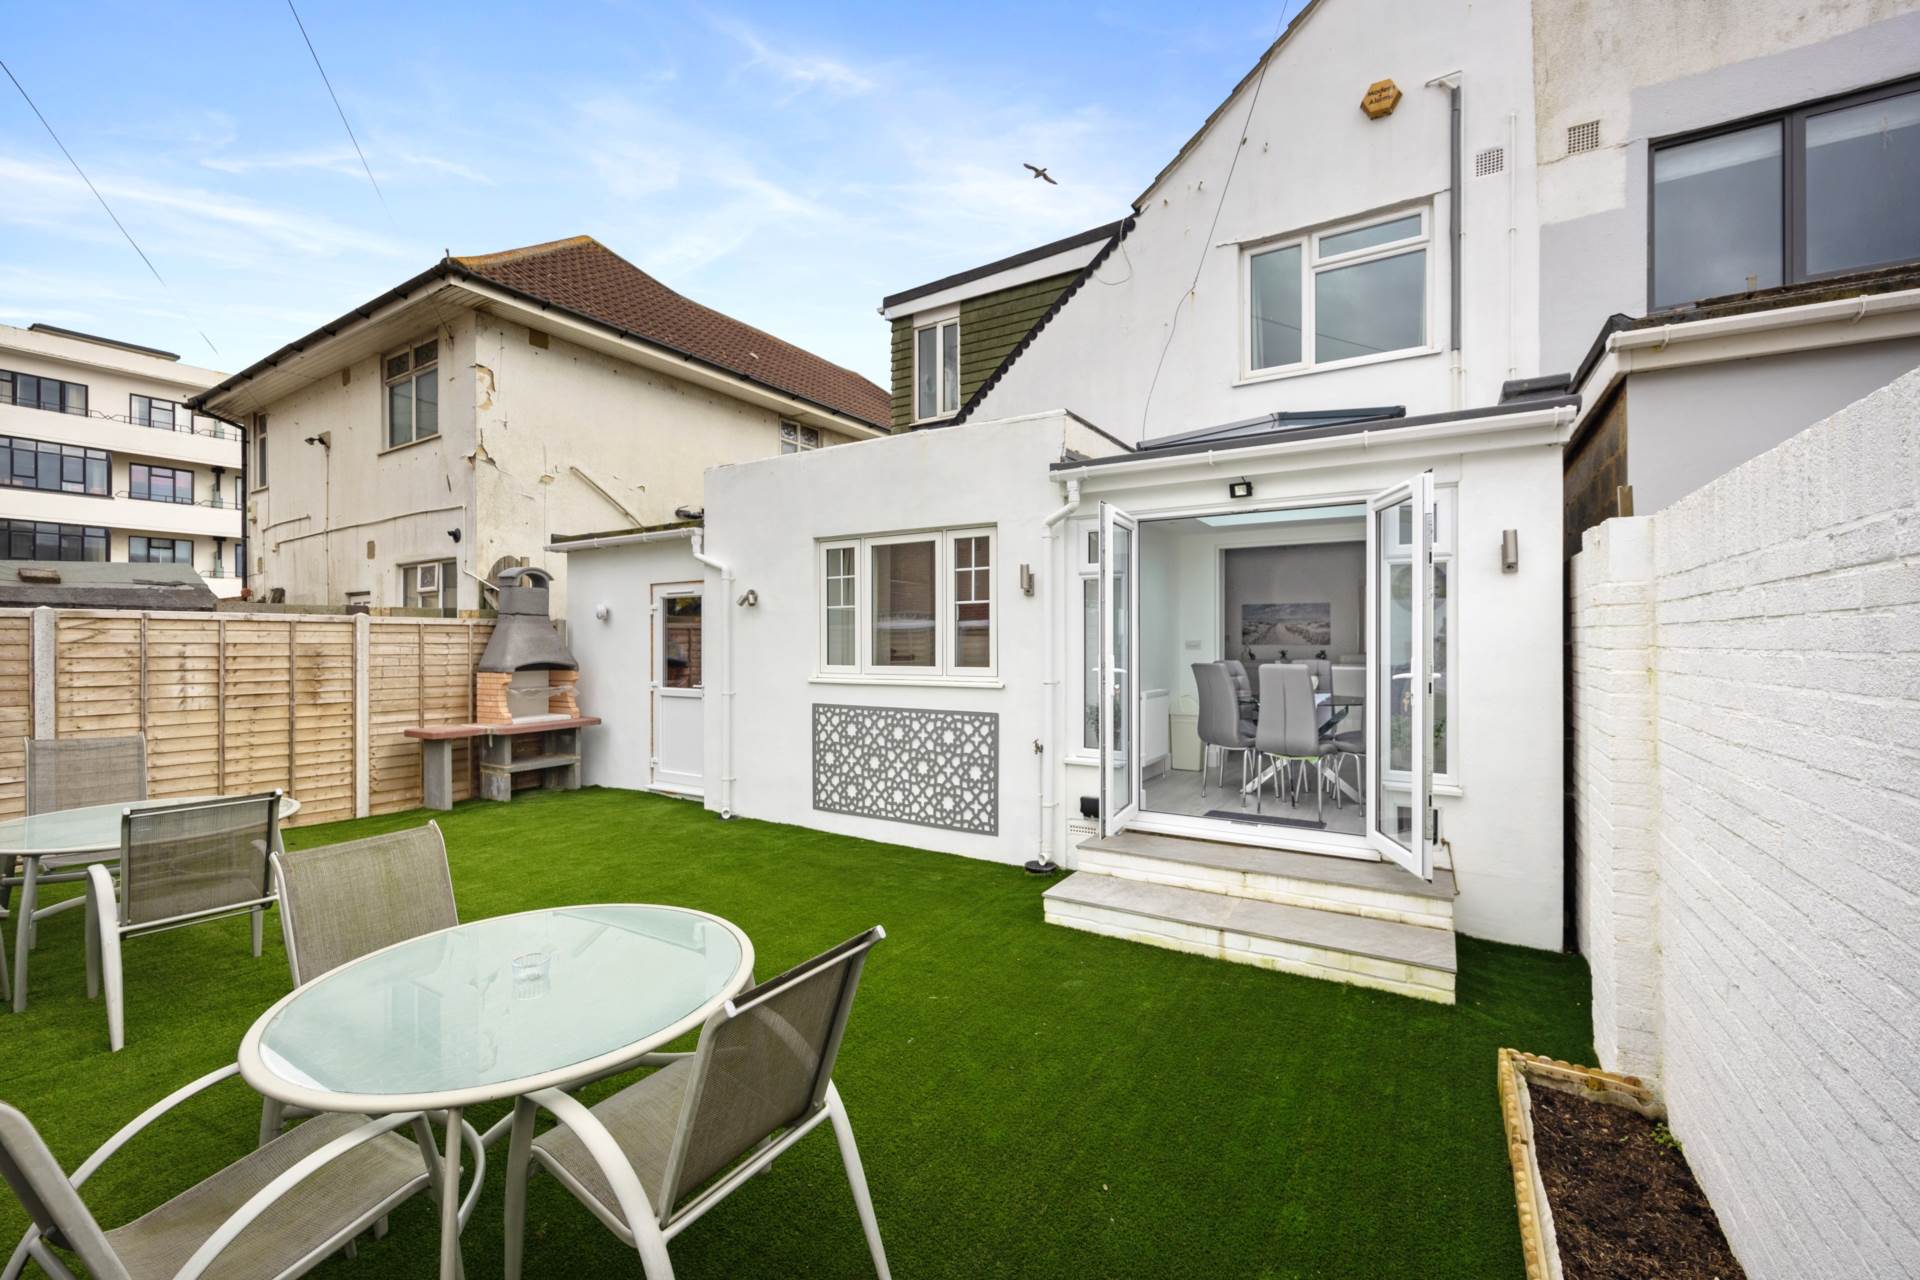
left=1, top=788, right=1591, bottom=1278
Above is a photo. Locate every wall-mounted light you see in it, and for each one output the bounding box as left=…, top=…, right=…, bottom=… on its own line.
left=1501, top=529, right=1519, bottom=573
left=303, top=432, right=331, bottom=450
left=737, top=588, right=759, bottom=607
left=593, top=603, right=611, bottom=622
left=1019, top=564, right=1035, bottom=596
left=1228, top=478, right=1253, bottom=500
left=447, top=528, right=462, bottom=543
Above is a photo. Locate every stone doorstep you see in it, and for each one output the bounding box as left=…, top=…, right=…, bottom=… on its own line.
left=1044, top=900, right=1455, bottom=1005
left=1076, top=830, right=1455, bottom=910
left=1045, top=873, right=1457, bottom=996
left=1076, top=848, right=1454, bottom=930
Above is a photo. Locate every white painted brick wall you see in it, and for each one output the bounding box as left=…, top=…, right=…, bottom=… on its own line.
left=1572, top=366, right=1920, bottom=1280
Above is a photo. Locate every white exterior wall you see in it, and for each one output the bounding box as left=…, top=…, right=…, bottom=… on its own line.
left=0, top=324, right=242, bottom=595
left=1572, top=367, right=1920, bottom=1279
left=975, top=0, right=1540, bottom=438
left=559, top=535, right=705, bottom=793
left=1533, top=0, right=1920, bottom=373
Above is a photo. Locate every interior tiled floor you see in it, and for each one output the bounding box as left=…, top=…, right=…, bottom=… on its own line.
left=1142, top=760, right=1367, bottom=837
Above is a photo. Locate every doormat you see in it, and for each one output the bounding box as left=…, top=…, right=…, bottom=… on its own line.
left=1204, top=810, right=1327, bottom=831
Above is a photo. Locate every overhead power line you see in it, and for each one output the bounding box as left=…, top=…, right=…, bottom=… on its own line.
left=285, top=0, right=387, bottom=214
left=1, top=58, right=218, bottom=357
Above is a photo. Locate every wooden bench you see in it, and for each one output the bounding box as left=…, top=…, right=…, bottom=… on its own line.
left=403, top=717, right=603, bottom=810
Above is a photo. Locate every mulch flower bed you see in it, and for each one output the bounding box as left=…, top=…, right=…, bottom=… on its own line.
left=1528, top=1085, right=1746, bottom=1280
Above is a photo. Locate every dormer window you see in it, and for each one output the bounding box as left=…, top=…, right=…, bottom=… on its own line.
left=384, top=338, right=440, bottom=448
left=913, top=309, right=960, bottom=422
left=1244, top=206, right=1431, bottom=379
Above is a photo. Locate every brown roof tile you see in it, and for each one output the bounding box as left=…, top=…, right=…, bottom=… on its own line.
left=452, top=236, right=889, bottom=429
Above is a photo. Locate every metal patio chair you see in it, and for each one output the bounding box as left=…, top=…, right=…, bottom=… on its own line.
left=83, top=793, right=281, bottom=1053
left=0, top=1064, right=471, bottom=1280
left=260, top=824, right=458, bottom=1144
left=6, top=736, right=149, bottom=940
left=502, top=927, right=891, bottom=1280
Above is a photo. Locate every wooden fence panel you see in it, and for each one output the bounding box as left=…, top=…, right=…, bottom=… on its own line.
left=288, top=619, right=356, bottom=824
left=367, top=618, right=489, bottom=817
left=0, top=614, right=30, bottom=820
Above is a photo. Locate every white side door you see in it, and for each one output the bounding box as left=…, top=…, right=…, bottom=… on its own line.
left=1366, top=473, right=1436, bottom=879
left=650, top=584, right=705, bottom=795
left=1098, top=503, right=1140, bottom=836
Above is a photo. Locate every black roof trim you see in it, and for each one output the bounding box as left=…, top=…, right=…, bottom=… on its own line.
left=882, top=221, right=1128, bottom=310
left=1499, top=374, right=1574, bottom=404
left=1049, top=395, right=1580, bottom=472
left=950, top=217, right=1137, bottom=426
left=1142, top=406, right=1404, bottom=451
left=27, top=323, right=180, bottom=362
left=190, top=258, right=887, bottom=431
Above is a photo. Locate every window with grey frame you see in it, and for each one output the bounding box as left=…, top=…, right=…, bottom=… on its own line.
left=2, top=519, right=107, bottom=561
left=1, top=436, right=109, bottom=496
left=129, top=395, right=180, bottom=430
left=129, top=536, right=192, bottom=564
left=130, top=463, right=194, bottom=504
left=1651, top=77, right=1920, bottom=308
left=0, top=369, right=87, bottom=416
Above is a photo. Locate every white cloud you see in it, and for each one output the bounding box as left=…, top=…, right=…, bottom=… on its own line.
left=710, top=15, right=876, bottom=99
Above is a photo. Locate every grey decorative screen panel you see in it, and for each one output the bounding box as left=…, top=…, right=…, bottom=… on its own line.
left=813, top=704, right=998, bottom=835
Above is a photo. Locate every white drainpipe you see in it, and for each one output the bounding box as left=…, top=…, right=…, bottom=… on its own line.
left=1030, top=477, right=1082, bottom=873
left=689, top=530, right=736, bottom=818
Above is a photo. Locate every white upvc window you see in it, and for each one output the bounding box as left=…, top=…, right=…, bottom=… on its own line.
left=911, top=307, right=961, bottom=422
left=818, top=526, right=996, bottom=678
left=384, top=338, right=440, bottom=449
left=1243, top=205, right=1432, bottom=378
left=780, top=420, right=822, bottom=454
left=401, top=558, right=456, bottom=612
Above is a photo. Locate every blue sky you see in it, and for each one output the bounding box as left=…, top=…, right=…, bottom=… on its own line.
left=2, top=2, right=1288, bottom=386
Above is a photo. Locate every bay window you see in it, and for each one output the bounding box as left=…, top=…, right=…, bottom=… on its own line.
left=1245, top=207, right=1430, bottom=376
left=819, top=527, right=996, bottom=677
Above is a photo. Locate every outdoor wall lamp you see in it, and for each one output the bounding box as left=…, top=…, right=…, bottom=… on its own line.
left=1228, top=478, right=1253, bottom=500
left=593, top=603, right=611, bottom=622
left=303, top=432, right=331, bottom=450
left=1502, top=529, right=1519, bottom=573
left=737, top=589, right=759, bottom=607
left=1019, top=564, right=1035, bottom=596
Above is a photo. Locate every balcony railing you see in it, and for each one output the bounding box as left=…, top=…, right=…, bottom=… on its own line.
left=0, top=399, right=242, bottom=442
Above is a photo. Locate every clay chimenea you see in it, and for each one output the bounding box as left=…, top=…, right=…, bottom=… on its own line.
left=474, top=567, right=581, bottom=723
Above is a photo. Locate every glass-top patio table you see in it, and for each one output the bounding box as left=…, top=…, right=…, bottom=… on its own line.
left=238, top=904, right=755, bottom=1280
left=1, top=793, right=301, bottom=1013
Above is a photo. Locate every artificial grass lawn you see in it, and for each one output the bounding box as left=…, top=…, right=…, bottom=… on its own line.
left=1, top=788, right=1591, bottom=1278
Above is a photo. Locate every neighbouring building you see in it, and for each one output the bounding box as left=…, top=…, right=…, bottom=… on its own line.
left=0, top=560, right=217, bottom=611
left=881, top=222, right=1125, bottom=429
left=189, top=236, right=891, bottom=615
left=0, top=323, right=244, bottom=596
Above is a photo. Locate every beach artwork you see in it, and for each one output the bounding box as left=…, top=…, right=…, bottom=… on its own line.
left=1241, top=601, right=1332, bottom=648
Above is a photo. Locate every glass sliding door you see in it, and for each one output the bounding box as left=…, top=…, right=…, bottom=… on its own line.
left=1098, top=502, right=1140, bottom=836
left=1367, top=473, right=1436, bottom=879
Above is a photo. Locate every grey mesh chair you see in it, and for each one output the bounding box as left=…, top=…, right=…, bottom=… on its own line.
left=1255, top=664, right=1336, bottom=821
left=271, top=823, right=456, bottom=989
left=6, top=736, right=149, bottom=941
left=0, top=1065, right=451, bottom=1280
left=502, top=927, right=890, bottom=1280
left=83, top=793, right=281, bottom=1053
left=1192, top=663, right=1256, bottom=796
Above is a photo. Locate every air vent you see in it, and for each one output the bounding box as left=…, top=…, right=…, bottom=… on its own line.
left=1474, top=146, right=1505, bottom=177
left=1567, top=120, right=1601, bottom=155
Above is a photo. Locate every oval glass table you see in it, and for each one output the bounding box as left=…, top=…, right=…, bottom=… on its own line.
left=238, top=904, right=755, bottom=1280
left=2, top=793, right=301, bottom=1012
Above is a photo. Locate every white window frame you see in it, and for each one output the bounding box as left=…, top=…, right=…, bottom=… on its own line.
left=1240, top=204, right=1435, bottom=382
left=1070, top=518, right=1101, bottom=762
left=910, top=306, right=962, bottom=424
left=252, top=413, right=268, bottom=489
left=815, top=526, right=998, bottom=681
left=780, top=420, right=822, bottom=454
left=401, top=558, right=457, bottom=611
left=383, top=337, right=441, bottom=451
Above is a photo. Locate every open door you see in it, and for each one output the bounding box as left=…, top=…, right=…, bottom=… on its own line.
left=1367, top=473, right=1436, bottom=879
left=1098, top=502, right=1140, bottom=836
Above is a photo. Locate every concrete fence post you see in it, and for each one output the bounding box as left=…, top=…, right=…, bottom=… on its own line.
left=353, top=613, right=371, bottom=818
left=30, top=607, right=55, bottom=739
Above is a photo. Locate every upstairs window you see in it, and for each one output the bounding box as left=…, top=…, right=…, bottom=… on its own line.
left=385, top=339, right=440, bottom=448
left=912, top=311, right=960, bottom=422
left=130, top=395, right=179, bottom=430
left=0, top=370, right=87, bottom=415
left=252, top=413, right=269, bottom=487
left=1652, top=77, right=1920, bottom=307
left=130, top=463, right=195, bottom=505
left=780, top=421, right=821, bottom=453
left=1246, top=207, right=1430, bottom=376
left=129, top=536, right=192, bottom=564
left=2, top=520, right=106, bottom=561
left=0, top=437, right=109, bottom=496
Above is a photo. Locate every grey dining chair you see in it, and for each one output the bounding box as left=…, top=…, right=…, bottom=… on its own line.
left=83, top=793, right=281, bottom=1053
left=1192, top=663, right=1256, bottom=796
left=7, top=736, right=149, bottom=941
left=502, top=927, right=891, bottom=1280
left=1255, top=664, right=1336, bottom=821
left=0, top=1065, right=444, bottom=1280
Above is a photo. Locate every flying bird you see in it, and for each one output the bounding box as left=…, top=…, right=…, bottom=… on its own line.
left=1023, top=163, right=1057, bottom=185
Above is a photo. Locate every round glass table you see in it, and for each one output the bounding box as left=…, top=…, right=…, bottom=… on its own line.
left=2, top=793, right=301, bottom=1013
left=238, top=904, right=754, bottom=1280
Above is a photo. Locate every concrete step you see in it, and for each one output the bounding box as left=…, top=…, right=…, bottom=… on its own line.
left=1073, top=831, right=1455, bottom=930
left=1043, top=872, right=1456, bottom=1004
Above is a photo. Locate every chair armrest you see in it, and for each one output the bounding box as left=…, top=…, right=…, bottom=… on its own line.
left=173, top=1112, right=422, bottom=1280
left=525, top=1087, right=662, bottom=1237
left=71, top=1064, right=243, bottom=1189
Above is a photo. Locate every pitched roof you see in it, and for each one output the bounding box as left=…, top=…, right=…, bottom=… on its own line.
left=451, top=237, right=890, bottom=429
left=882, top=221, right=1128, bottom=311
